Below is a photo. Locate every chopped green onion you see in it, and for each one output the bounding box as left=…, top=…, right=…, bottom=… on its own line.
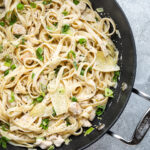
left=4, top=62, right=11, bottom=67
left=17, top=3, right=24, bottom=10
left=67, top=50, right=76, bottom=59
left=36, top=95, right=44, bottom=102
left=73, top=61, right=78, bottom=70
left=52, top=107, right=56, bottom=117
left=21, top=38, right=26, bottom=45
left=96, top=105, right=106, bottom=116
left=0, top=45, right=3, bottom=53
left=0, top=136, right=9, bottom=149
left=14, top=34, right=21, bottom=39
left=62, top=11, right=69, bottom=16
left=11, top=64, right=16, bottom=70
left=1, top=123, right=9, bottom=132
left=96, top=8, right=104, bottom=13
left=32, top=73, right=35, bottom=79
left=80, top=68, right=85, bottom=76
left=40, top=118, right=49, bottom=130
left=53, top=22, right=58, bottom=27
left=4, top=56, right=12, bottom=67
left=0, top=21, right=5, bottom=27
left=8, top=92, right=15, bottom=103
left=9, top=12, right=17, bottom=26
left=105, top=88, right=113, bottom=97
left=48, top=35, right=52, bottom=39
left=73, top=0, right=79, bottom=5
left=65, top=118, right=71, bottom=126
left=30, top=2, right=37, bottom=8
left=62, top=24, right=70, bottom=33
left=47, top=26, right=53, bottom=30
left=71, top=96, right=77, bottom=102
left=43, top=0, right=52, bottom=5
left=58, top=88, right=65, bottom=94
left=11, top=77, right=15, bottom=81
left=54, top=65, right=62, bottom=76
left=4, top=70, right=9, bottom=76
left=84, top=127, right=94, bottom=136
left=48, top=145, right=55, bottom=150
left=36, top=47, right=44, bottom=61
left=88, top=66, right=92, bottom=73
left=95, top=17, right=99, bottom=21
left=113, top=71, right=120, bottom=82
left=78, top=38, right=87, bottom=45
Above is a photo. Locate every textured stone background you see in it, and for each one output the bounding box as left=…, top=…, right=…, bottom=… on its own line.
left=86, top=0, right=150, bottom=150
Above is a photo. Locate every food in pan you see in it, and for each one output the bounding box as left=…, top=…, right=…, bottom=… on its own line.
left=0, top=0, right=120, bottom=149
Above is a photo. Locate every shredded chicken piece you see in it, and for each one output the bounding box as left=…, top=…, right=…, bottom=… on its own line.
left=76, top=1, right=86, bottom=13
left=80, top=119, right=92, bottom=127
left=69, top=102, right=82, bottom=115
left=35, top=138, right=52, bottom=149
left=12, top=24, right=26, bottom=35
left=47, top=135, right=64, bottom=147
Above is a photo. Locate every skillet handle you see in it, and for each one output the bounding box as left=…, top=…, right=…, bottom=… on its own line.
left=107, top=88, right=150, bottom=145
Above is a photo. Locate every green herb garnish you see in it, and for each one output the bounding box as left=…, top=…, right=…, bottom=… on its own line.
left=53, top=22, right=58, bottom=27
left=4, top=56, right=12, bottom=67
left=84, top=127, right=94, bottom=136
left=4, top=70, right=9, bottom=76
left=9, top=12, right=17, bottom=26
left=80, top=68, right=85, bottom=76
left=30, top=2, right=37, bottom=8
left=43, top=0, right=52, bottom=5
left=65, top=118, right=71, bottom=126
left=48, top=145, right=55, bottom=150
left=62, top=24, right=70, bottom=33
left=8, top=92, right=15, bottom=103
left=62, top=11, right=69, bottom=16
left=11, top=77, right=15, bottom=81
left=52, top=107, right=56, bottom=117
left=54, top=65, right=62, bottom=76
left=0, top=21, right=5, bottom=27
left=113, top=71, right=120, bottom=82
left=21, top=38, right=26, bottom=45
left=96, top=105, right=106, bottom=116
left=0, top=45, right=3, bottom=53
left=36, top=95, right=44, bottom=102
left=96, top=8, right=104, bottom=13
left=88, top=66, right=92, bottom=73
left=67, top=50, right=76, bottom=59
left=73, top=0, right=79, bottom=5
left=1, top=123, right=9, bottom=132
left=10, top=64, right=16, bottom=70
left=17, top=3, right=24, bottom=10
left=32, top=73, right=35, bottom=79
left=40, top=118, right=49, bottom=130
left=105, top=88, right=113, bottom=97
left=71, top=96, right=77, bottom=102
left=0, top=136, right=9, bottom=149
left=36, top=47, right=44, bottom=61
left=95, top=17, right=99, bottom=21
left=73, top=61, right=78, bottom=70
left=78, top=38, right=87, bottom=45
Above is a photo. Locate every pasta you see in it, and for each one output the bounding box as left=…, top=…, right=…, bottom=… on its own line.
left=0, top=0, right=120, bottom=149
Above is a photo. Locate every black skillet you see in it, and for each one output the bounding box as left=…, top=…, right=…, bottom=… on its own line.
left=2, top=0, right=150, bottom=150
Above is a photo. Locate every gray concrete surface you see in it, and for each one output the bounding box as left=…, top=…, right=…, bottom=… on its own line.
left=86, top=0, right=150, bottom=150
